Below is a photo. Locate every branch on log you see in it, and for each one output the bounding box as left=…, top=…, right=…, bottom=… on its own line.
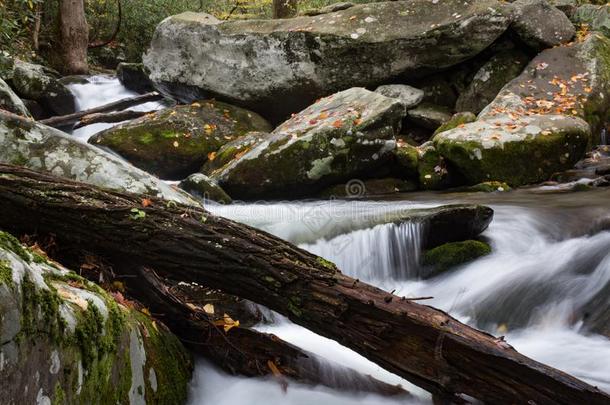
left=39, top=92, right=163, bottom=128
left=74, top=109, right=155, bottom=129
left=131, top=267, right=407, bottom=396
left=0, top=164, right=608, bottom=404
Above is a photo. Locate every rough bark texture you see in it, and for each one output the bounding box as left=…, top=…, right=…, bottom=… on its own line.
left=39, top=92, right=163, bottom=127
left=74, top=110, right=155, bottom=129
left=59, top=0, right=89, bottom=75
left=131, top=267, right=407, bottom=396
left=0, top=164, right=608, bottom=404
left=272, top=0, right=298, bottom=18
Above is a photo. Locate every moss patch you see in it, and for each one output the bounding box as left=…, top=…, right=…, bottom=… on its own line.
left=0, top=259, right=12, bottom=287
left=423, top=240, right=491, bottom=277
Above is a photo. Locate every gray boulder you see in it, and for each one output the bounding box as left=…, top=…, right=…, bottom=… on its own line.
left=0, top=231, right=192, bottom=404
left=0, top=78, right=31, bottom=117
left=375, top=84, right=424, bottom=110
left=510, top=0, right=575, bottom=50
left=11, top=60, right=75, bottom=116
left=214, top=87, right=404, bottom=198
left=144, top=0, right=513, bottom=121
left=0, top=111, right=196, bottom=205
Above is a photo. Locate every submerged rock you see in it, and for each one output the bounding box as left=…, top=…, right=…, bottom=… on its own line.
left=11, top=60, right=75, bottom=116
left=422, top=240, right=492, bottom=278
left=0, top=231, right=192, bottom=404
left=0, top=77, right=30, bottom=117
left=117, top=62, right=154, bottom=94
left=89, top=100, right=272, bottom=180
left=214, top=88, right=404, bottom=199
left=0, top=111, right=196, bottom=205
left=144, top=0, right=513, bottom=121
left=179, top=173, right=232, bottom=204
left=435, top=34, right=610, bottom=186
left=510, top=0, right=575, bottom=50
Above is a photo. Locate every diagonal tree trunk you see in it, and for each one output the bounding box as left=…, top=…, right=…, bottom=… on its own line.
left=0, top=164, right=607, bottom=404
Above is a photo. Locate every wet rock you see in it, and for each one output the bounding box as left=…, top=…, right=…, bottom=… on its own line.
left=375, top=84, right=424, bottom=111
left=213, top=88, right=404, bottom=199
left=455, top=49, right=529, bottom=114
left=392, top=142, right=419, bottom=179
left=0, top=110, right=196, bottom=205
left=456, top=181, right=511, bottom=192
left=144, top=1, right=513, bottom=122
left=0, top=77, right=31, bottom=117
left=510, top=0, right=575, bottom=50
left=117, top=63, right=154, bottom=94
left=406, top=103, right=453, bottom=131
left=11, top=60, right=75, bottom=116
left=434, top=112, right=477, bottom=136
left=572, top=4, right=610, bottom=38
left=581, top=282, right=610, bottom=338
left=422, top=240, right=492, bottom=278
left=417, top=143, right=452, bottom=190
left=420, top=205, right=494, bottom=249
left=179, top=173, right=232, bottom=204
left=435, top=34, right=610, bottom=186
left=0, top=231, right=192, bottom=404
left=89, top=101, right=272, bottom=180
left=318, top=177, right=417, bottom=198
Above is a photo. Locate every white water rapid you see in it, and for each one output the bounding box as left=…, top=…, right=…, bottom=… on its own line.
left=70, top=77, right=610, bottom=405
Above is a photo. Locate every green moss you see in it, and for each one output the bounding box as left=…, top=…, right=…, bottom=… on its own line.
left=52, top=382, right=65, bottom=405
left=139, top=132, right=155, bottom=145
left=423, top=240, right=492, bottom=276
left=19, top=276, right=65, bottom=344
left=74, top=301, right=122, bottom=369
left=393, top=144, right=419, bottom=178
left=0, top=231, right=31, bottom=262
left=316, top=257, right=337, bottom=270
left=0, top=259, right=12, bottom=287
left=434, top=112, right=476, bottom=136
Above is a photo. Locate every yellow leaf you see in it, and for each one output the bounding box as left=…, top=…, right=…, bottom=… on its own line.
left=203, top=304, right=215, bottom=314
left=267, top=360, right=282, bottom=377
left=208, top=151, right=217, bottom=161
left=213, top=314, right=240, bottom=333
left=141, top=307, right=151, bottom=316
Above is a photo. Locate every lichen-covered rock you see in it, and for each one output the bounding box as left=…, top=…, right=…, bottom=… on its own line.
left=0, top=231, right=192, bottom=404
left=0, top=111, right=196, bottom=205
left=375, top=84, right=424, bottom=111
left=417, top=143, right=452, bottom=190
left=11, top=60, right=75, bottom=116
left=434, top=112, right=477, bottom=136
left=89, top=101, right=272, bottom=180
left=435, top=34, right=610, bottom=185
left=201, top=131, right=269, bottom=175
left=144, top=0, right=513, bottom=121
left=572, top=4, right=610, bottom=38
left=214, top=88, right=404, bottom=199
left=422, top=239, right=492, bottom=277
left=117, top=63, right=154, bottom=94
left=0, top=77, right=31, bottom=117
left=179, top=173, right=232, bottom=203
left=455, top=49, right=529, bottom=114
left=407, top=103, right=453, bottom=131
left=510, top=0, right=575, bottom=50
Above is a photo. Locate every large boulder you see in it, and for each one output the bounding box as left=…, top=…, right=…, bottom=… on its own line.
left=435, top=34, right=610, bottom=185
left=143, top=1, right=513, bottom=121
left=89, top=101, right=272, bottom=180
left=0, top=231, right=192, bottom=404
left=0, top=78, right=31, bottom=117
left=572, top=5, right=610, bottom=38
left=214, top=88, right=404, bottom=199
left=0, top=111, right=196, bottom=205
left=374, top=84, right=424, bottom=110
left=11, top=60, right=75, bottom=116
left=510, top=0, right=575, bottom=50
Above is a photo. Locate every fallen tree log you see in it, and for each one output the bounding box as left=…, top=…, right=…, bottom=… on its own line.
left=74, top=109, right=155, bottom=129
left=132, top=267, right=407, bottom=396
left=39, top=92, right=163, bottom=128
left=0, top=164, right=608, bottom=404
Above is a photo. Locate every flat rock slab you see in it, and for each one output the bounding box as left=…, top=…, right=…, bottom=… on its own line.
left=144, top=0, right=512, bottom=122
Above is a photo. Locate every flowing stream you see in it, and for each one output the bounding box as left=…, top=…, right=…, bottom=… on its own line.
left=70, top=77, right=610, bottom=404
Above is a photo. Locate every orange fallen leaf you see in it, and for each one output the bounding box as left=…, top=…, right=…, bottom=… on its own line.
left=208, top=151, right=217, bottom=161
left=141, top=198, right=153, bottom=207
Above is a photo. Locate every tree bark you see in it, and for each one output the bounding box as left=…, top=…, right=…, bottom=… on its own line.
left=74, top=110, right=155, bottom=129
left=272, top=0, right=298, bottom=18
left=59, top=0, right=89, bottom=75
left=39, top=92, right=163, bottom=128
left=130, top=267, right=406, bottom=396
left=0, top=164, right=608, bottom=404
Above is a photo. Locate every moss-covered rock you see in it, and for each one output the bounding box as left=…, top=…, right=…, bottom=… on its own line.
left=201, top=131, right=269, bottom=176
left=510, top=0, right=576, bottom=50
left=0, top=110, right=196, bottom=205
left=0, top=231, right=193, bottom=404
left=214, top=88, right=404, bottom=199
left=435, top=33, right=610, bottom=186
left=406, top=103, right=453, bottom=131
left=0, top=77, right=31, bottom=118
left=11, top=60, right=75, bottom=116
left=572, top=4, right=610, bottom=38
left=144, top=0, right=512, bottom=121
left=422, top=240, right=492, bottom=277
left=455, top=49, right=529, bottom=114
left=434, top=112, right=477, bottom=136
left=417, top=143, right=452, bottom=190
left=89, top=100, right=272, bottom=180
left=179, top=173, right=232, bottom=203
left=392, top=142, right=419, bottom=179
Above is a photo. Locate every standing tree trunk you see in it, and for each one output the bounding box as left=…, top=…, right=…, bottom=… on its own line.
left=58, top=0, right=89, bottom=74
left=272, top=0, right=298, bottom=18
